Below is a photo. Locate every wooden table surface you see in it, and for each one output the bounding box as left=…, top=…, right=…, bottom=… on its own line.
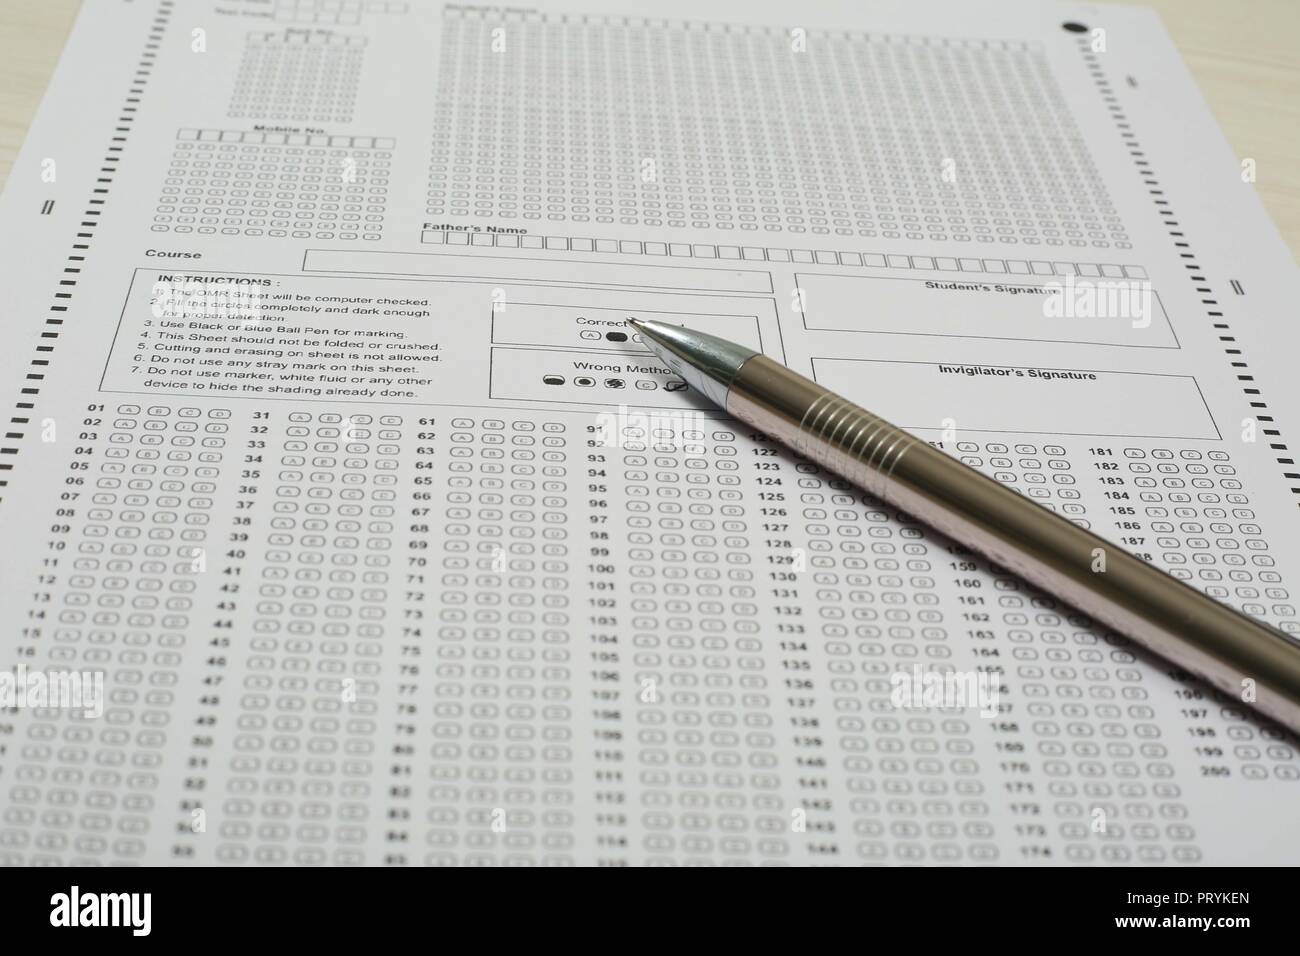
left=1, top=0, right=1297, bottom=257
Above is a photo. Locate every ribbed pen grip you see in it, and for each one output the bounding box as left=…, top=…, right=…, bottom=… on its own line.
left=795, top=392, right=916, bottom=496
left=725, top=355, right=916, bottom=498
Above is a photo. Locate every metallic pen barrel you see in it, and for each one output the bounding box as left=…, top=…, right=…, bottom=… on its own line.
left=726, top=354, right=1300, bottom=734
left=626, top=317, right=1300, bottom=735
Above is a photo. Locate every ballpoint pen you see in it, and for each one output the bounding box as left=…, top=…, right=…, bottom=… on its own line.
left=627, top=317, right=1300, bottom=735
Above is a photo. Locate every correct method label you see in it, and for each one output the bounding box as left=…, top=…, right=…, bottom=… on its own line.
left=490, top=301, right=764, bottom=355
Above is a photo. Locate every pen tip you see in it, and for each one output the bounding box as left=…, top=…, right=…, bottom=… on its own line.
left=625, top=317, right=645, bottom=332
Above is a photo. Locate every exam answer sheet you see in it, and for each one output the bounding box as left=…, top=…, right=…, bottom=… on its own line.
left=0, top=0, right=1297, bottom=865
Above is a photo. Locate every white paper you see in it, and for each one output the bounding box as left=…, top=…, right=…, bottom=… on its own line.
left=0, top=0, right=1297, bottom=866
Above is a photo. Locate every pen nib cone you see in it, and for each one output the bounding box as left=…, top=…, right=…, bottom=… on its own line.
left=624, top=318, right=758, bottom=405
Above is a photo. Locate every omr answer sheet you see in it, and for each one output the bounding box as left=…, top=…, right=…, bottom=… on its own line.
left=0, top=0, right=1297, bottom=866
